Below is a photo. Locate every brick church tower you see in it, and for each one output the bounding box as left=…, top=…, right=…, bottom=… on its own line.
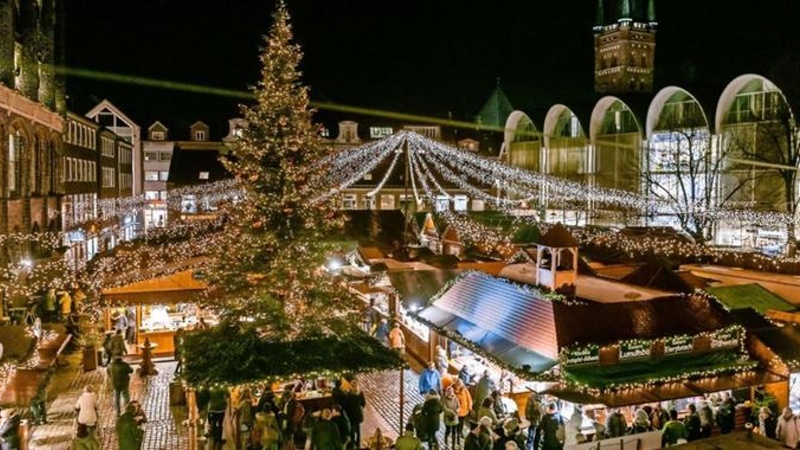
left=593, top=0, right=657, bottom=94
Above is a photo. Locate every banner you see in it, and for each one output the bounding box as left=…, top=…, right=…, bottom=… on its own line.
left=711, top=328, right=740, bottom=349
left=620, top=341, right=651, bottom=360
left=564, top=346, right=599, bottom=365
left=664, top=335, right=694, bottom=355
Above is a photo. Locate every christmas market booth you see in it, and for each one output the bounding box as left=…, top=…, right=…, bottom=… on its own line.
left=100, top=269, right=211, bottom=356
left=412, top=271, right=787, bottom=444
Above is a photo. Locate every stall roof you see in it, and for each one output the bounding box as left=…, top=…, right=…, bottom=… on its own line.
left=415, top=272, right=559, bottom=374
left=102, top=269, right=207, bottom=304
left=731, top=309, right=800, bottom=369
left=552, top=294, right=732, bottom=348
left=707, top=283, right=796, bottom=314
left=387, top=269, right=461, bottom=307
left=671, top=431, right=785, bottom=449
left=545, top=370, right=784, bottom=408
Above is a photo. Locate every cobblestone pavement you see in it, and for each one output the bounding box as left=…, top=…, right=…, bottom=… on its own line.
left=29, top=359, right=189, bottom=450
left=28, top=357, right=440, bottom=450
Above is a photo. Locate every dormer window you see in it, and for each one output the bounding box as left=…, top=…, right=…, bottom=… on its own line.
left=151, top=131, right=165, bottom=141
left=195, top=130, right=206, bottom=141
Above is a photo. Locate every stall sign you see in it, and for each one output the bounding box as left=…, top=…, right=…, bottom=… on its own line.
left=711, top=328, right=740, bottom=349
left=564, top=347, right=599, bottom=366
left=664, top=335, right=694, bottom=355
left=619, top=341, right=651, bottom=360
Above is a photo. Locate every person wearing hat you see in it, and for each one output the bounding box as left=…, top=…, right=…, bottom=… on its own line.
left=388, top=322, right=406, bottom=353
left=0, top=408, right=20, bottom=450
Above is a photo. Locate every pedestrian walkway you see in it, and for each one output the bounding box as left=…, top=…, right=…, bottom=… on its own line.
left=29, top=359, right=188, bottom=450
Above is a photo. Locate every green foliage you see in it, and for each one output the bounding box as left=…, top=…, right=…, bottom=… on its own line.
left=180, top=321, right=405, bottom=387
left=206, top=1, right=362, bottom=338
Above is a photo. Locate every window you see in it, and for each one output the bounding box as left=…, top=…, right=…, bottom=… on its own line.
left=102, top=167, right=115, bottom=187
left=145, top=152, right=159, bottom=161
left=145, top=191, right=160, bottom=200
left=194, top=130, right=206, bottom=141
left=8, top=132, right=23, bottom=194
left=159, top=152, right=171, bottom=161
left=181, top=195, right=197, bottom=213
left=151, top=131, right=165, bottom=141
left=159, top=171, right=169, bottom=181
left=342, top=194, right=357, bottom=209
left=145, top=171, right=160, bottom=181
left=198, top=171, right=210, bottom=180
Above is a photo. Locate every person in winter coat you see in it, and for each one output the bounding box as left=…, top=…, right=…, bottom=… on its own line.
left=660, top=409, right=687, bottom=448
left=110, top=329, right=127, bottom=359
left=698, top=402, right=714, bottom=438
left=683, top=404, right=701, bottom=441
left=476, top=398, right=499, bottom=429
left=310, top=409, right=343, bottom=450
left=373, top=319, right=390, bottom=345
left=442, top=386, right=461, bottom=449
left=758, top=406, right=777, bottom=440
left=539, top=403, right=565, bottom=450
left=101, top=332, right=114, bottom=367
left=776, top=406, right=800, bottom=448
left=394, top=423, right=423, bottom=450
left=630, top=408, right=651, bottom=434
left=564, top=406, right=584, bottom=446
left=473, top=372, right=496, bottom=414
left=421, top=391, right=443, bottom=450
left=237, top=388, right=255, bottom=448
left=116, top=403, right=144, bottom=450
left=388, top=323, right=406, bottom=352
left=70, top=423, right=100, bottom=450
left=108, top=356, right=133, bottom=416
left=454, top=379, right=473, bottom=439
left=649, top=404, right=670, bottom=432
left=419, top=362, right=442, bottom=396
left=524, top=392, right=543, bottom=450
left=331, top=404, right=351, bottom=449
left=0, top=409, right=20, bottom=450
left=344, top=379, right=366, bottom=449
left=605, top=408, right=627, bottom=438
left=464, top=418, right=493, bottom=450
left=255, top=410, right=282, bottom=450
left=436, top=345, right=449, bottom=375
left=716, top=393, right=736, bottom=434
left=75, top=385, right=98, bottom=435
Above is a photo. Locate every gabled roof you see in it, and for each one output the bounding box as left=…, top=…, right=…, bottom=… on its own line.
left=387, top=269, right=461, bottom=307
left=418, top=272, right=559, bottom=366
left=620, top=259, right=695, bottom=293
left=84, top=99, right=140, bottom=131
left=475, top=83, right=515, bottom=129
left=149, top=120, right=168, bottom=131
left=537, top=223, right=579, bottom=248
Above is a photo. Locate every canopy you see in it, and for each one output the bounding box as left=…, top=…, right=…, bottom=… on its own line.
left=180, top=323, right=406, bottom=388
left=101, top=269, right=207, bottom=304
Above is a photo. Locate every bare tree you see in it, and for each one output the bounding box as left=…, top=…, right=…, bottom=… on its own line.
left=644, top=116, right=750, bottom=243
left=724, top=54, right=800, bottom=255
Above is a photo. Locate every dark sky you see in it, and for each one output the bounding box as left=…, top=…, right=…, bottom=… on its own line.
left=64, top=0, right=800, bottom=138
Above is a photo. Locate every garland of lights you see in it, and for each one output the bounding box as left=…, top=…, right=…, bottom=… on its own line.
left=405, top=148, right=424, bottom=205
left=366, top=150, right=402, bottom=198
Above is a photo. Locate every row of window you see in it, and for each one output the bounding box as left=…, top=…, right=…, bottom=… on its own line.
left=64, top=158, right=97, bottom=183
left=144, top=190, right=168, bottom=200
left=65, top=121, right=97, bottom=149
left=119, top=146, right=132, bottom=164
left=145, top=170, right=170, bottom=181
left=144, top=151, right=172, bottom=162
left=61, top=193, right=97, bottom=229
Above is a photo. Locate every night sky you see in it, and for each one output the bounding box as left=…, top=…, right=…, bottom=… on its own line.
left=64, top=0, right=800, bottom=138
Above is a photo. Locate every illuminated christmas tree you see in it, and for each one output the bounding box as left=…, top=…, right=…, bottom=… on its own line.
left=208, top=1, right=360, bottom=339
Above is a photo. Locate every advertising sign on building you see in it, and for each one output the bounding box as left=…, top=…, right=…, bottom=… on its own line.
left=711, top=328, right=740, bottom=349
left=664, top=335, right=694, bottom=355
left=620, top=341, right=651, bottom=360
left=564, top=346, right=599, bottom=365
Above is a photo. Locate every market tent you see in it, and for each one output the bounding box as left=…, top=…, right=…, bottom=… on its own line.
left=730, top=307, right=800, bottom=371
left=101, top=269, right=208, bottom=304
left=180, top=323, right=406, bottom=387
left=414, top=272, right=559, bottom=376
left=387, top=269, right=461, bottom=309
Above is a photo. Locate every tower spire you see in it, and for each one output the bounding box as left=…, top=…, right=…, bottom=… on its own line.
left=595, top=0, right=605, bottom=29
left=619, top=0, right=631, bottom=21
left=647, top=0, right=657, bottom=24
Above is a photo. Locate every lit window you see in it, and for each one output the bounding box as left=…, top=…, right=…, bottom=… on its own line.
left=151, top=131, right=165, bottom=140
left=199, top=171, right=210, bottom=180
left=195, top=130, right=206, bottom=141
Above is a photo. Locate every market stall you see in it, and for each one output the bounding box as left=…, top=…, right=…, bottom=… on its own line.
left=101, top=269, right=211, bottom=356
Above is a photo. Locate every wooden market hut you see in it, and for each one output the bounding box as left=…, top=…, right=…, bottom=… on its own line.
left=100, top=269, right=209, bottom=356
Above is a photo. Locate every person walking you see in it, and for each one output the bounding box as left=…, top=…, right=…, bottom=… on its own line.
left=776, top=406, right=800, bottom=448
left=419, top=362, right=443, bottom=396
left=373, top=318, right=390, bottom=345
left=101, top=331, right=114, bottom=367
left=70, top=423, right=100, bottom=450
left=539, top=403, right=564, bottom=450
left=75, top=385, right=98, bottom=436
left=207, top=389, right=229, bottom=450
left=442, top=386, right=461, bottom=449
left=453, top=379, right=473, bottom=440
left=421, top=390, right=443, bottom=450
left=395, top=423, right=423, bottom=450
left=524, top=392, right=543, bottom=450
left=344, top=379, right=366, bottom=449
left=108, top=356, right=133, bottom=416
left=388, top=323, right=406, bottom=353
left=116, top=403, right=144, bottom=450
left=110, top=329, right=127, bottom=359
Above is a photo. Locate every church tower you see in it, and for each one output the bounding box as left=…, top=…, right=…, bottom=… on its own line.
left=593, top=0, right=657, bottom=95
